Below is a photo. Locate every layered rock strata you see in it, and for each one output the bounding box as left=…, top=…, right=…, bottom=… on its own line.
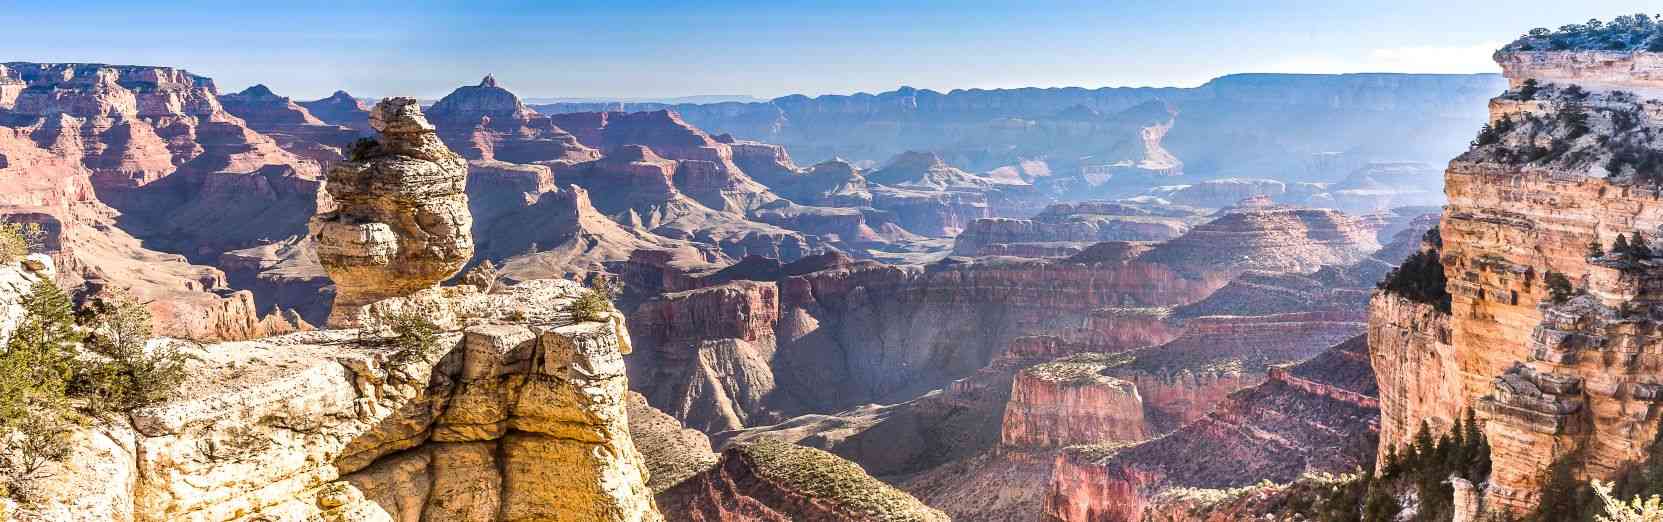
left=310, top=98, right=473, bottom=326
left=1042, top=335, right=1380, bottom=522
left=1370, top=47, right=1663, bottom=515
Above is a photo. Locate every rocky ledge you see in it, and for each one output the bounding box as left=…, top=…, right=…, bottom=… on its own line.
left=13, top=279, right=661, bottom=522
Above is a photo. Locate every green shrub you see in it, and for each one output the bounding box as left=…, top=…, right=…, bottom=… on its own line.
left=0, top=284, right=189, bottom=503
left=1378, top=250, right=1452, bottom=313
left=1546, top=270, right=1576, bottom=303
left=357, top=311, right=442, bottom=367
left=1518, top=79, right=1541, bottom=101
left=0, top=221, right=43, bottom=265
left=72, top=294, right=183, bottom=416
left=347, top=137, right=381, bottom=162
left=0, top=281, right=81, bottom=503
left=568, top=278, right=620, bottom=322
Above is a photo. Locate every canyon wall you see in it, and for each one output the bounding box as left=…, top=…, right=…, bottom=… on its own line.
left=1372, top=48, right=1663, bottom=514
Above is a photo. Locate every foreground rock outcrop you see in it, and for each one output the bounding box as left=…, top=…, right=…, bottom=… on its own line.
left=311, top=98, right=474, bottom=326
left=14, top=280, right=662, bottom=522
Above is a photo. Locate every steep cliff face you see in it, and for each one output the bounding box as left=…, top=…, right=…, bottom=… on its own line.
left=627, top=253, right=1218, bottom=434
left=1372, top=47, right=1663, bottom=515
left=16, top=280, right=662, bottom=522
left=1003, top=356, right=1148, bottom=448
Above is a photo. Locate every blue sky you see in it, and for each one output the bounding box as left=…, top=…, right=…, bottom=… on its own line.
left=1, top=1, right=1651, bottom=100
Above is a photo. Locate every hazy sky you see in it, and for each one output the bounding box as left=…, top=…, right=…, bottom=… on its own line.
left=2, top=1, right=1651, bottom=100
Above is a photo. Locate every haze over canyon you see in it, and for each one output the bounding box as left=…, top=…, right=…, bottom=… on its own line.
left=5, top=6, right=1663, bottom=522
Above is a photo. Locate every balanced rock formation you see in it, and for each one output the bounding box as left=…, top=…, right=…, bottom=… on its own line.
left=310, top=97, right=473, bottom=326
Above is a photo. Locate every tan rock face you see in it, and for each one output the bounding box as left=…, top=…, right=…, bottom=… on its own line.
left=1371, top=49, right=1663, bottom=515
left=19, top=279, right=662, bottom=522
left=311, top=98, right=474, bottom=326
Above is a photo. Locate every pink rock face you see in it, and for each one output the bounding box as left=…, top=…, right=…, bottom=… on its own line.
left=220, top=84, right=362, bottom=166
left=626, top=251, right=1224, bottom=435
left=0, top=62, right=319, bottom=340
left=548, top=109, right=776, bottom=212
left=1002, top=362, right=1148, bottom=448
left=1042, top=335, right=1379, bottom=522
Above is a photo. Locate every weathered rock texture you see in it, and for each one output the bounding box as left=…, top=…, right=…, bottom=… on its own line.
left=1042, top=335, right=1379, bottom=522
left=15, top=279, right=662, bottom=522
left=1372, top=47, right=1663, bottom=515
left=657, top=439, right=948, bottom=521
left=310, top=98, right=474, bottom=326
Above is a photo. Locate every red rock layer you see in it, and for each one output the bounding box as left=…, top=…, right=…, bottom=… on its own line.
left=1042, top=335, right=1380, bottom=522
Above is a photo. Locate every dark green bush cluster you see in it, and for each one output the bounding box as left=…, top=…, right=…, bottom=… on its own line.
left=0, top=283, right=181, bottom=502
left=360, top=310, right=442, bottom=367
left=568, top=277, right=621, bottom=322
left=1506, top=14, right=1663, bottom=52
left=1471, top=117, right=1516, bottom=148
left=1378, top=249, right=1451, bottom=313
left=1544, top=270, right=1576, bottom=304
left=1362, top=410, right=1491, bottom=522
left=0, top=221, right=43, bottom=265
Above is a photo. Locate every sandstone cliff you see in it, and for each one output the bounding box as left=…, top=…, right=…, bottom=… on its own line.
left=1371, top=45, right=1663, bottom=514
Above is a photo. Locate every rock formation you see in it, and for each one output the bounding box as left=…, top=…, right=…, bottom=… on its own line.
left=1042, top=335, right=1379, bottom=521
left=427, top=75, right=599, bottom=165
left=657, top=439, right=948, bottom=521
left=13, top=280, right=663, bottom=522
left=952, top=201, right=1204, bottom=257
left=298, top=90, right=372, bottom=131
left=533, top=74, right=1502, bottom=191
left=310, top=97, right=474, bottom=326
left=1371, top=39, right=1663, bottom=515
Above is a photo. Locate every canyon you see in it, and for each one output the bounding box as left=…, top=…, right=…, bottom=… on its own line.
left=0, top=36, right=1547, bottom=521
